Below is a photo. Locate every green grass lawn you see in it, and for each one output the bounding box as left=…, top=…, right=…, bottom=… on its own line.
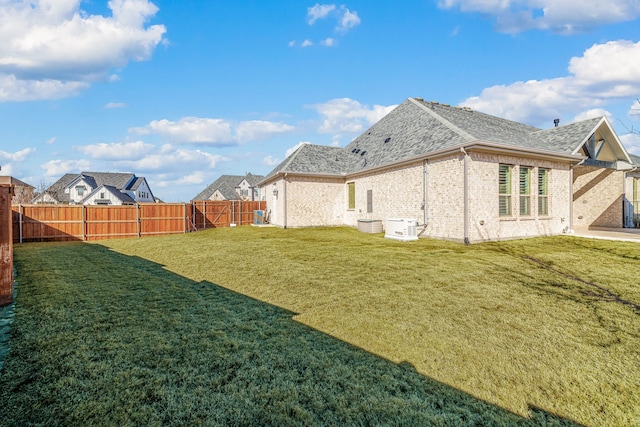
left=1, top=227, right=639, bottom=426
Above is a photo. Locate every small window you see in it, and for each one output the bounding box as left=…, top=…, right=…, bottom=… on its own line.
left=519, top=166, right=531, bottom=216
left=100, top=192, right=105, bottom=199
left=76, top=185, right=86, bottom=196
left=347, top=182, right=355, bottom=210
left=499, top=165, right=512, bottom=216
left=538, top=168, right=549, bottom=216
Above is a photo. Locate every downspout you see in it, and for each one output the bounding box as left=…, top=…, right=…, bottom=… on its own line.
left=283, top=173, right=288, bottom=229
left=421, top=160, right=429, bottom=228
left=461, top=147, right=470, bottom=245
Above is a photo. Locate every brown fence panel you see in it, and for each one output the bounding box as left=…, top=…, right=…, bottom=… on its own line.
left=12, top=200, right=267, bottom=243
left=85, top=205, right=138, bottom=241
left=140, top=203, right=188, bottom=236
left=191, top=200, right=230, bottom=229
left=191, top=200, right=266, bottom=229
left=15, top=205, right=83, bottom=242
left=234, top=201, right=266, bottom=225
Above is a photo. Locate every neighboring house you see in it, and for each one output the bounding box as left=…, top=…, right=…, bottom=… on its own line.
left=193, top=173, right=265, bottom=201
left=259, top=97, right=638, bottom=243
left=0, top=176, right=35, bottom=204
left=34, top=172, right=155, bottom=205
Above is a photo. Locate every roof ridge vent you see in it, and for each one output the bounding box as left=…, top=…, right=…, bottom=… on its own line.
left=414, top=97, right=424, bottom=102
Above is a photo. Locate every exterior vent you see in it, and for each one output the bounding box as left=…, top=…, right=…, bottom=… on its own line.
left=385, top=218, right=418, bottom=241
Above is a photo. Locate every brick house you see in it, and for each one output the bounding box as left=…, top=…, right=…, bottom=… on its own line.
left=259, top=97, right=638, bottom=243
left=193, top=173, right=264, bottom=201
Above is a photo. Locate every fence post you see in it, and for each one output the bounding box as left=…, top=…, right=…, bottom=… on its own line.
left=19, top=204, right=23, bottom=244
left=0, top=183, right=13, bottom=307
left=82, top=205, right=86, bottom=241
left=136, top=204, right=141, bottom=238
left=183, top=203, right=187, bottom=233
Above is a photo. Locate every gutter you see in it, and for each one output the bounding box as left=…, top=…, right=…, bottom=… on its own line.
left=259, top=141, right=585, bottom=187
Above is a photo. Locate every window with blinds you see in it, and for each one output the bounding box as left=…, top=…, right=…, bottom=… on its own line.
left=538, top=168, right=549, bottom=216
left=499, top=164, right=512, bottom=216
left=519, top=166, right=531, bottom=216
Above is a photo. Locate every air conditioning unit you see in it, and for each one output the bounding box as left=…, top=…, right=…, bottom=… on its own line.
left=253, top=210, right=266, bottom=225
left=385, top=218, right=418, bottom=241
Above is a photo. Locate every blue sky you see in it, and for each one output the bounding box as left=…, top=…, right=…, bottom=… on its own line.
left=1, top=0, right=639, bottom=202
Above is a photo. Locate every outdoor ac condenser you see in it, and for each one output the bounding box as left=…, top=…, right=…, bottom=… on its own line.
left=385, top=218, right=418, bottom=241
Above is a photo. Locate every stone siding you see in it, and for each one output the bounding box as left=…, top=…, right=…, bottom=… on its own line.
left=573, top=166, right=625, bottom=229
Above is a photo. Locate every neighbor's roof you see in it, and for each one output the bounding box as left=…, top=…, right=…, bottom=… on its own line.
left=263, top=97, right=620, bottom=180
left=43, top=172, right=144, bottom=203
left=193, top=173, right=265, bottom=200
left=0, top=176, right=34, bottom=188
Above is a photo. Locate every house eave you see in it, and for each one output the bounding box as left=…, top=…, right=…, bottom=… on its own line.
left=347, top=141, right=584, bottom=179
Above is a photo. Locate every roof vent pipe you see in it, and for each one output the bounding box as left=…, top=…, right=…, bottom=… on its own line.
left=554, top=118, right=560, bottom=127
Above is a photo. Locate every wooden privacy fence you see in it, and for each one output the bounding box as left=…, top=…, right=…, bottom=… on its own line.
left=11, top=200, right=266, bottom=243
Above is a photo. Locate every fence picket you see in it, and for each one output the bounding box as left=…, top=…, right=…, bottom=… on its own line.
left=10, top=200, right=266, bottom=243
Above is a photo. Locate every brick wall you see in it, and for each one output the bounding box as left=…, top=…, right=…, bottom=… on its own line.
left=466, top=152, right=572, bottom=242
left=573, top=166, right=625, bottom=229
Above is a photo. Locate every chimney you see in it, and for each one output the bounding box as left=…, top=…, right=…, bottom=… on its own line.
left=554, top=118, right=560, bottom=127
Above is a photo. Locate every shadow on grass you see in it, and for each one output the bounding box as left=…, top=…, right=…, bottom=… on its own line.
left=1, top=242, right=581, bottom=426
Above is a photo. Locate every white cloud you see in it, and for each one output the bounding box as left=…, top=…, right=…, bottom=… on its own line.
left=0, top=74, right=88, bottom=101
left=307, top=4, right=336, bottom=24
left=301, top=39, right=314, bottom=47
left=620, top=133, right=640, bottom=155
left=76, top=140, right=155, bottom=160
left=0, top=147, right=36, bottom=162
left=263, top=155, right=280, bottom=166
left=574, top=109, right=611, bottom=122
left=114, top=147, right=228, bottom=171
left=46, top=137, right=56, bottom=145
left=105, top=102, right=127, bottom=109
left=337, top=7, right=360, bottom=32
left=311, top=98, right=397, bottom=134
left=461, top=40, right=640, bottom=126
left=131, top=117, right=234, bottom=144
left=235, top=121, right=295, bottom=143
left=438, top=0, right=640, bottom=34
left=285, top=142, right=311, bottom=158
left=320, top=38, right=336, bottom=47
left=288, top=40, right=296, bottom=47
left=0, top=0, right=166, bottom=102
left=175, top=171, right=205, bottom=185
left=41, top=159, right=92, bottom=176
left=130, top=116, right=294, bottom=145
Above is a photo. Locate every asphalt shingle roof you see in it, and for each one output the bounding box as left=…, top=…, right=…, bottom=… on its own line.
left=193, top=173, right=265, bottom=200
left=264, top=97, right=615, bottom=180
left=43, top=172, right=145, bottom=203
